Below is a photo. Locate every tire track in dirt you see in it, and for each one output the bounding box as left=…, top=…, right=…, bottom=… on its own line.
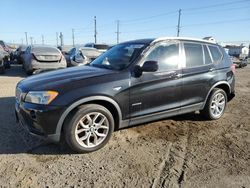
left=152, top=125, right=192, bottom=188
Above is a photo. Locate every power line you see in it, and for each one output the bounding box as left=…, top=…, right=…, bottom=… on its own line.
left=122, top=10, right=178, bottom=23
left=182, top=18, right=250, bottom=27
left=183, top=4, right=250, bottom=15
left=183, top=0, right=250, bottom=11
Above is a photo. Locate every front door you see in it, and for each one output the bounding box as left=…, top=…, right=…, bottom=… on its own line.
left=129, top=41, right=183, bottom=118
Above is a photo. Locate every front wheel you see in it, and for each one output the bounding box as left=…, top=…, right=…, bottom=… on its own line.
left=201, top=88, right=227, bottom=120
left=64, top=104, right=114, bottom=153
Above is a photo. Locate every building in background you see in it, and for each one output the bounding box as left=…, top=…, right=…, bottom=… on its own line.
left=225, top=44, right=249, bottom=59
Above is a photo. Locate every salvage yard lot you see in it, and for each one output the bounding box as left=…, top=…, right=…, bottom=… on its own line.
left=0, top=64, right=250, bottom=188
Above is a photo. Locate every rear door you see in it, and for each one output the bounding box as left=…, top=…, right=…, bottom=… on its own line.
left=129, top=41, right=183, bottom=118
left=181, top=42, right=217, bottom=107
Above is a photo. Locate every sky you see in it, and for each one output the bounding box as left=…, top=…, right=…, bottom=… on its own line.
left=0, top=0, right=249, bottom=46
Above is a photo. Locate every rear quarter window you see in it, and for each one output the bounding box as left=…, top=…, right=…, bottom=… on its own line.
left=208, top=45, right=223, bottom=62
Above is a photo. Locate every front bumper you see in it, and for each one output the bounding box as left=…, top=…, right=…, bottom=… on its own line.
left=15, top=101, right=66, bottom=142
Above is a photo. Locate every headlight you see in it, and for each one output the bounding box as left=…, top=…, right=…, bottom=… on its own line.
left=25, top=91, right=58, bottom=105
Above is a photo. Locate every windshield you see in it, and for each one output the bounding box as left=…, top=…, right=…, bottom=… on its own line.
left=90, top=43, right=146, bottom=70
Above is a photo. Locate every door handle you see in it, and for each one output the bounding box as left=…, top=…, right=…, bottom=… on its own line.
left=154, top=71, right=182, bottom=79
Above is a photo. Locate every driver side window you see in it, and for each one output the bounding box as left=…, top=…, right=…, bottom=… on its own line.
left=145, top=42, right=180, bottom=71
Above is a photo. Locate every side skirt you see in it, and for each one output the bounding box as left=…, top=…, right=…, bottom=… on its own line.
left=119, top=102, right=204, bottom=129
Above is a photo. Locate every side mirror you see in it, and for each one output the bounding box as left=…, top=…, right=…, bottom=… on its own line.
left=74, top=54, right=84, bottom=64
left=133, top=61, right=158, bottom=77
left=141, top=61, right=158, bottom=72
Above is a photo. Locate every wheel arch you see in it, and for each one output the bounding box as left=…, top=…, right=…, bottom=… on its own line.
left=202, top=81, right=231, bottom=109
left=56, top=96, right=122, bottom=138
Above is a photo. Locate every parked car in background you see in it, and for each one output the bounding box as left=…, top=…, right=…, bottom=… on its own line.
left=15, top=37, right=235, bottom=153
left=0, top=45, right=10, bottom=69
left=84, top=43, right=109, bottom=52
left=230, top=56, right=248, bottom=68
left=0, top=52, right=5, bottom=74
left=16, top=45, right=28, bottom=64
left=0, top=40, right=11, bottom=54
left=57, top=46, right=72, bottom=55
left=23, top=45, right=67, bottom=75
left=65, top=47, right=103, bottom=67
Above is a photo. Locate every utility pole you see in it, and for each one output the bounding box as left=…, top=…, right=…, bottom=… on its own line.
left=42, top=35, right=44, bottom=45
left=30, top=37, right=33, bottom=45
left=94, top=16, right=97, bottom=43
left=72, top=29, right=75, bottom=47
left=59, top=32, right=64, bottom=46
left=56, top=32, right=59, bottom=46
left=115, top=20, right=121, bottom=44
left=21, top=38, right=24, bottom=45
left=25, top=32, right=28, bottom=45
left=177, top=9, right=182, bottom=37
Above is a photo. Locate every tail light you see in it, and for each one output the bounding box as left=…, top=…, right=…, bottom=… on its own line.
left=231, top=64, right=236, bottom=74
left=60, top=55, right=64, bottom=62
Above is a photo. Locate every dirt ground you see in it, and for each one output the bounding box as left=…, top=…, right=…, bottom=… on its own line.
left=0, top=64, right=249, bottom=188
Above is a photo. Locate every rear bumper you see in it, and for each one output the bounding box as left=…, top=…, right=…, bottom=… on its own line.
left=15, top=101, right=66, bottom=143
left=29, top=60, right=67, bottom=71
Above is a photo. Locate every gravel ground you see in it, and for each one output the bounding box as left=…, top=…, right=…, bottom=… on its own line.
left=0, top=64, right=249, bottom=188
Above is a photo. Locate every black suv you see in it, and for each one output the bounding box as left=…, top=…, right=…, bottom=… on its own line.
left=15, top=37, right=235, bottom=153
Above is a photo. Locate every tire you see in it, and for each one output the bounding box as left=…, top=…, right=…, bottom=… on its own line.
left=26, top=69, right=33, bottom=75
left=0, top=65, right=5, bottom=74
left=200, top=88, right=227, bottom=120
left=64, top=104, right=114, bottom=153
left=4, top=61, right=10, bottom=69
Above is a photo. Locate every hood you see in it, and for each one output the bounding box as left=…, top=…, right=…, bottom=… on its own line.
left=18, top=65, right=114, bottom=91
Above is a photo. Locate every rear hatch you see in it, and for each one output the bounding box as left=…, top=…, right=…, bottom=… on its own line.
left=32, top=46, right=62, bottom=62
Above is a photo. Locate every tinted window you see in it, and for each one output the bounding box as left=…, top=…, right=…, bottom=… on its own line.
left=208, top=45, right=222, bottom=62
left=90, top=43, right=146, bottom=70
left=184, top=43, right=203, bottom=67
left=146, top=43, right=179, bottom=71
left=204, top=45, right=212, bottom=64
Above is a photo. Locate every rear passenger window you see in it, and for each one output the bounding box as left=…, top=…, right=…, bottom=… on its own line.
left=184, top=43, right=203, bottom=67
left=208, top=46, right=222, bottom=62
left=204, top=45, right=212, bottom=64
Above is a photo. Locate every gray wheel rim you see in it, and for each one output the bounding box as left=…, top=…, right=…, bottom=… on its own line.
left=75, top=112, right=109, bottom=148
left=210, top=93, right=225, bottom=118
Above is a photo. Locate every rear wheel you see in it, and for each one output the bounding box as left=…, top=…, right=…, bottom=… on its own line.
left=64, top=104, right=114, bottom=153
left=201, top=88, right=227, bottom=120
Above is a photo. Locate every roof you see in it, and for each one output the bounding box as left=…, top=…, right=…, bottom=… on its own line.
left=153, top=37, right=217, bottom=44
left=121, top=37, right=217, bottom=45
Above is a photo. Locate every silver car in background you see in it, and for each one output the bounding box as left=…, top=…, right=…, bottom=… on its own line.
left=65, top=47, right=103, bottom=67
left=23, top=46, right=67, bottom=75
